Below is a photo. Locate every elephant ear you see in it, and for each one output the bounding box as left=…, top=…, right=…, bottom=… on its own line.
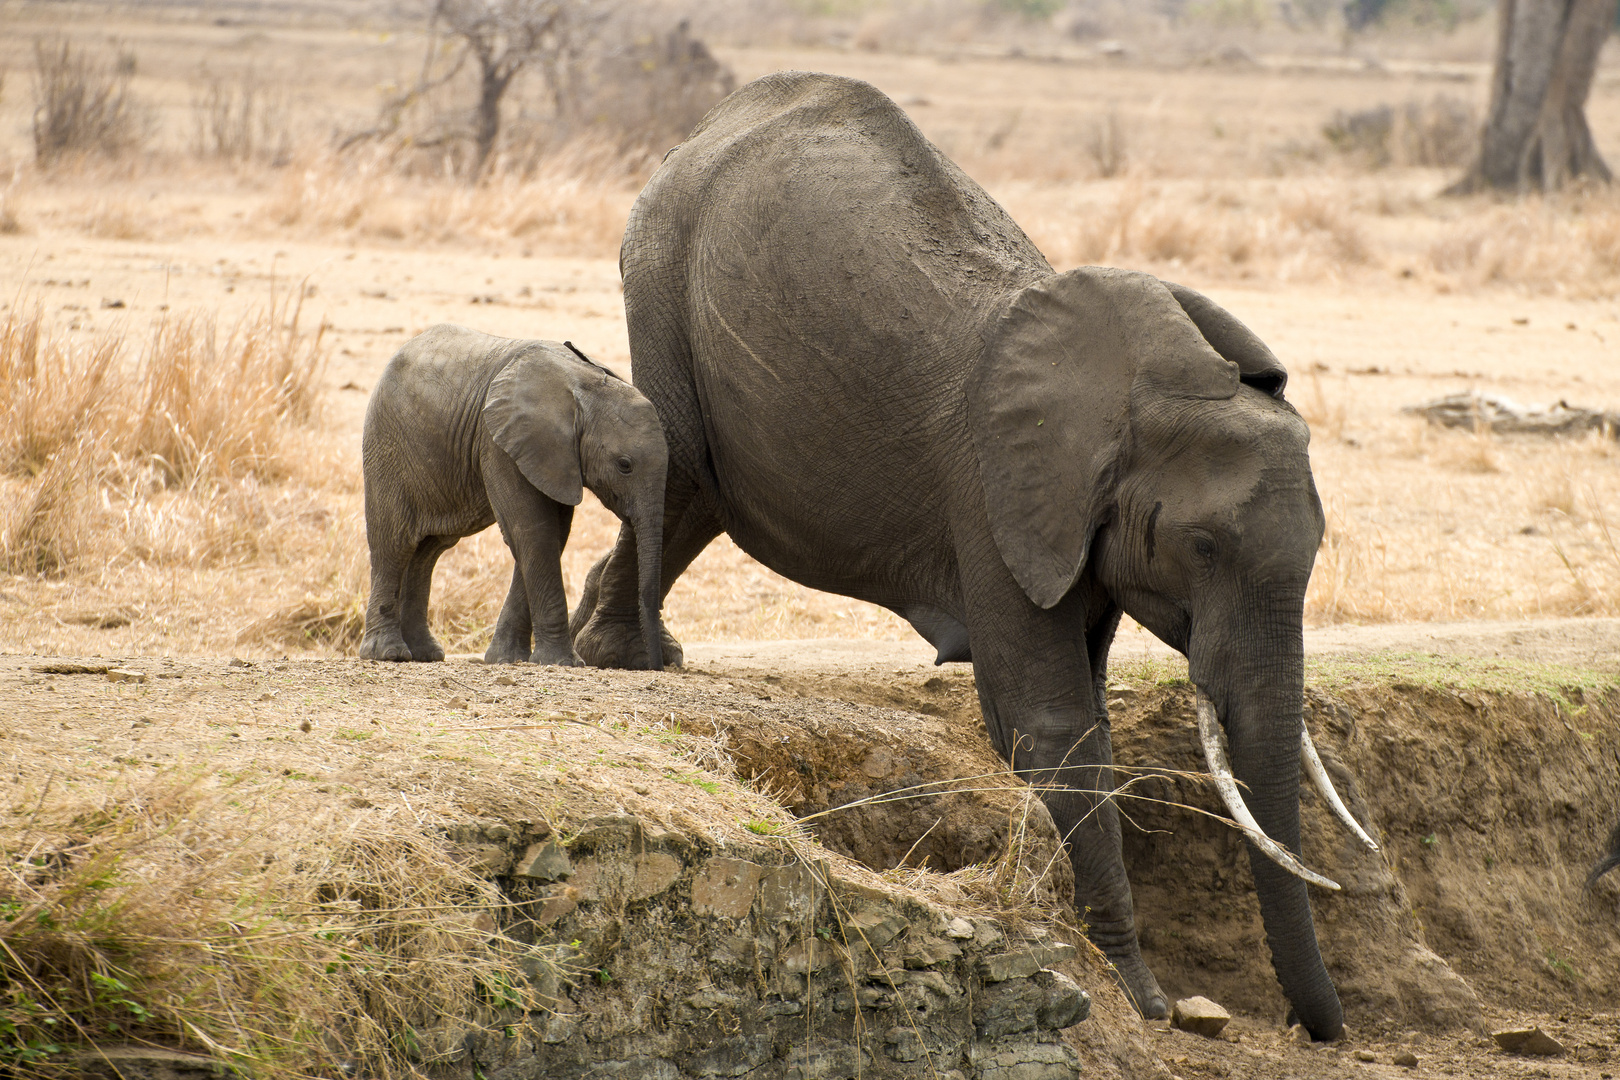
left=1162, top=280, right=1288, bottom=397
left=968, top=266, right=1238, bottom=609
left=483, top=347, right=584, bottom=506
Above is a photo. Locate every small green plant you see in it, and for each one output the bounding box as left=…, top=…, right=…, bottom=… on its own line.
left=744, top=819, right=781, bottom=836
left=336, top=728, right=373, bottom=742
left=1422, top=833, right=1438, bottom=845
left=668, top=772, right=720, bottom=795
left=1544, top=951, right=1578, bottom=981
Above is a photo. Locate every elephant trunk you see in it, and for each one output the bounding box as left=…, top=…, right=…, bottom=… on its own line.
left=632, top=496, right=665, bottom=672
left=1195, top=623, right=1344, bottom=1042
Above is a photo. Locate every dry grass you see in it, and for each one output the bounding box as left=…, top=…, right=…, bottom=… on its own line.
left=0, top=771, right=560, bottom=1078
left=262, top=148, right=637, bottom=255
left=0, top=295, right=327, bottom=578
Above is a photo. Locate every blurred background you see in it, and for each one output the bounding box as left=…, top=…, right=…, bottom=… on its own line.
left=1, top=0, right=1617, bottom=658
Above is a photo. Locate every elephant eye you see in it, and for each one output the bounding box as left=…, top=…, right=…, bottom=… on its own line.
left=616, top=456, right=634, bottom=474
left=1192, top=536, right=1218, bottom=562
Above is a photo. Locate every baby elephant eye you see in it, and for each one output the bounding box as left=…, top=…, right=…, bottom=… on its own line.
left=1193, top=537, right=1218, bottom=561
left=616, top=456, right=634, bottom=474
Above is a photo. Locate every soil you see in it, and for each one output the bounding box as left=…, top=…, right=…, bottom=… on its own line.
left=5, top=618, right=1618, bottom=1079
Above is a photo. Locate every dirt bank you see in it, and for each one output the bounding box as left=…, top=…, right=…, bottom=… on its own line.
left=3, top=620, right=1618, bottom=1078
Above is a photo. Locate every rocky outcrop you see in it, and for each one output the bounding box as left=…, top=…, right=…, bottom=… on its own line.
left=440, top=814, right=1093, bottom=1079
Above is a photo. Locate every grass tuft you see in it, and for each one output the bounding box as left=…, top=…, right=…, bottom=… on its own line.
left=0, top=772, right=564, bottom=1079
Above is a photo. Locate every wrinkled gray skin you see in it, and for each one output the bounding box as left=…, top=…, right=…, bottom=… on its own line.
left=570, top=72, right=1340, bottom=1038
left=361, top=325, right=667, bottom=669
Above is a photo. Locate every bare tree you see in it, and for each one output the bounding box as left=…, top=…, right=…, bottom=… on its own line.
left=1448, top=0, right=1618, bottom=193
left=436, top=0, right=605, bottom=176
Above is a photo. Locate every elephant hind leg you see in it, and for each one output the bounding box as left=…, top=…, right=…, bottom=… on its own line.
left=360, top=530, right=416, bottom=662
left=398, top=535, right=457, bottom=662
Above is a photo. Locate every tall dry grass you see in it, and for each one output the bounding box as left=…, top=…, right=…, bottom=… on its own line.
left=0, top=772, right=557, bottom=1078
left=0, top=295, right=326, bottom=577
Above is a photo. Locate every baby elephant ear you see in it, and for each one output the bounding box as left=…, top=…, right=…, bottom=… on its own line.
left=483, top=347, right=584, bottom=506
left=1162, top=281, right=1288, bottom=397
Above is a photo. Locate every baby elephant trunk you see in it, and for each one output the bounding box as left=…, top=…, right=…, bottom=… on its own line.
left=633, top=499, right=665, bottom=672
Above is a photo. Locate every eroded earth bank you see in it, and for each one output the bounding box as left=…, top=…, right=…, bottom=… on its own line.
left=3, top=623, right=1618, bottom=1080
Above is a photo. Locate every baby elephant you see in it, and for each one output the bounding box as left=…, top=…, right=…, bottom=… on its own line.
left=360, top=325, right=667, bottom=668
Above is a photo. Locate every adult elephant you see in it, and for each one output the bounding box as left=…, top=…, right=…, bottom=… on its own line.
left=572, top=71, right=1371, bottom=1039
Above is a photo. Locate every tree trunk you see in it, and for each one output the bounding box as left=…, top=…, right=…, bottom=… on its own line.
left=473, top=64, right=512, bottom=178
left=1448, top=0, right=1617, bottom=194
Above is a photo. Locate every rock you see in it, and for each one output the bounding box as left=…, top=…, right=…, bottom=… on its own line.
left=945, top=917, right=976, bottom=939
left=691, top=858, right=765, bottom=919
left=1288, top=1023, right=1313, bottom=1046
left=107, top=668, right=147, bottom=684
left=1170, top=997, right=1231, bottom=1038
left=1393, top=1050, right=1418, bottom=1067
left=1493, top=1027, right=1566, bottom=1056
left=978, top=942, right=1078, bottom=983
left=494, top=674, right=516, bottom=686
left=513, top=841, right=572, bottom=882
left=298, top=719, right=313, bottom=732
left=255, top=692, right=276, bottom=702
left=228, top=657, right=251, bottom=667
left=448, top=696, right=466, bottom=709
left=1354, top=1049, right=1376, bottom=1062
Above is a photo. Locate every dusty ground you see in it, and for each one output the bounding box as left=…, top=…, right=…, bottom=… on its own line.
left=5, top=619, right=1618, bottom=1079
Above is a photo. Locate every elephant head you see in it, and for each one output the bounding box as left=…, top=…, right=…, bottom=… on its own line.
left=968, top=266, right=1372, bottom=1040
left=485, top=345, right=669, bottom=670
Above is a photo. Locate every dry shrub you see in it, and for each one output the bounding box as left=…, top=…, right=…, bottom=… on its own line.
left=1306, top=498, right=1391, bottom=624
left=0, top=772, right=558, bottom=1078
left=191, top=70, right=291, bottom=165
left=30, top=38, right=151, bottom=167
left=1082, top=110, right=1127, bottom=179
left=0, top=189, right=23, bottom=235
left=1323, top=96, right=1477, bottom=170
left=0, top=308, right=120, bottom=479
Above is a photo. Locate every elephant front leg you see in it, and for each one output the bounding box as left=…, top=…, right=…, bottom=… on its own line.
left=968, top=590, right=1167, bottom=1020
left=1026, top=724, right=1167, bottom=1020
left=484, top=564, right=533, bottom=664
left=486, top=460, right=578, bottom=667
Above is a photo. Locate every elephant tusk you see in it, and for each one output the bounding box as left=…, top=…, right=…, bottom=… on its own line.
left=1196, top=689, right=1341, bottom=892
left=1300, top=726, right=1380, bottom=852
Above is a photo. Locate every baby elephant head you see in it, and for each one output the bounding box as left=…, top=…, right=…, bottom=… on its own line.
left=483, top=342, right=669, bottom=669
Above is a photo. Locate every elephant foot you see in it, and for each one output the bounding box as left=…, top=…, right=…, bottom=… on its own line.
left=401, top=629, right=445, bottom=663
left=484, top=637, right=532, bottom=665
left=529, top=639, right=582, bottom=667
left=573, top=611, right=683, bottom=670
left=1108, top=951, right=1169, bottom=1021
left=360, top=631, right=413, bottom=662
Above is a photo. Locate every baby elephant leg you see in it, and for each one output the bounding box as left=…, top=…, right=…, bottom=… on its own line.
left=484, top=564, right=533, bottom=664
left=398, top=536, right=457, bottom=662
left=485, top=452, right=578, bottom=667
left=360, top=528, right=416, bottom=662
